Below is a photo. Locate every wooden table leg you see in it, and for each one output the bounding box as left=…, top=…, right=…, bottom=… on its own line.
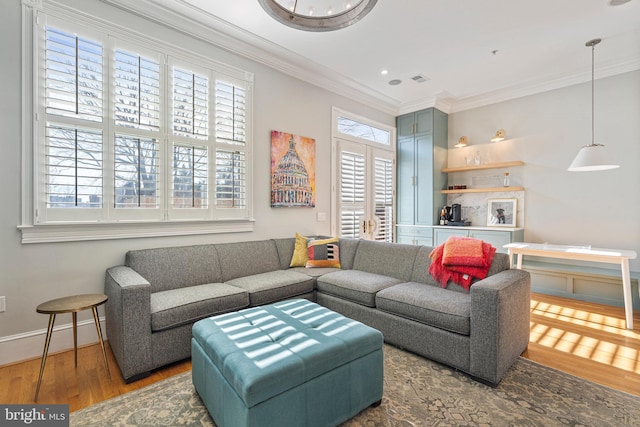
left=621, top=259, right=634, bottom=330
left=92, top=306, right=111, bottom=379
left=72, top=311, right=78, bottom=368
left=35, top=313, right=56, bottom=402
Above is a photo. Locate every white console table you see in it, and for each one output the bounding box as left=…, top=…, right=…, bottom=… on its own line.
left=504, top=242, right=638, bottom=330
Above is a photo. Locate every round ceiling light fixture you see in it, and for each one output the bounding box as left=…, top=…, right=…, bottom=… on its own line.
left=257, top=0, right=378, bottom=32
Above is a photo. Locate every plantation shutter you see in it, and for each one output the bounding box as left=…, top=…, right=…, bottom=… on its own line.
left=172, top=67, right=209, bottom=139
left=114, top=49, right=160, bottom=131
left=114, top=135, right=159, bottom=208
left=45, top=27, right=103, bottom=121
left=172, top=144, right=208, bottom=208
left=45, top=125, right=103, bottom=208
left=215, top=150, right=246, bottom=208
left=374, top=156, right=394, bottom=242
left=214, top=80, right=247, bottom=210
left=44, top=27, right=104, bottom=209
left=215, top=81, right=246, bottom=145
left=340, top=149, right=366, bottom=238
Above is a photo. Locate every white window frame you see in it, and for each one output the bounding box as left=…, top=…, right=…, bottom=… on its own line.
left=330, top=107, right=396, bottom=239
left=19, top=2, right=254, bottom=243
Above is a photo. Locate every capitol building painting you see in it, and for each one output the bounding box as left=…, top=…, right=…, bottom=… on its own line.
left=271, top=130, right=315, bottom=208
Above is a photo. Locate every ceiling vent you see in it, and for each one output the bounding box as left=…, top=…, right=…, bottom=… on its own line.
left=411, top=74, right=430, bottom=83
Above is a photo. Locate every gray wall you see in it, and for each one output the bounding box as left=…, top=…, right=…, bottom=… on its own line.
left=447, top=70, right=640, bottom=272
left=0, top=0, right=393, bottom=341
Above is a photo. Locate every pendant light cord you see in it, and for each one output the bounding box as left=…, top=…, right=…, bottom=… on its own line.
left=585, top=38, right=601, bottom=147
left=591, top=41, right=595, bottom=147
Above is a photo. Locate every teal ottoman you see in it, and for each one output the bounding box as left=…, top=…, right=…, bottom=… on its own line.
left=191, top=299, right=383, bottom=427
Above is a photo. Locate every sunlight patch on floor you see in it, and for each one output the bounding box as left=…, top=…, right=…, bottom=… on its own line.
left=529, top=298, right=640, bottom=374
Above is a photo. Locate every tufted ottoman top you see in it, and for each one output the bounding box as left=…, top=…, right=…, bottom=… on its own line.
left=192, top=299, right=383, bottom=408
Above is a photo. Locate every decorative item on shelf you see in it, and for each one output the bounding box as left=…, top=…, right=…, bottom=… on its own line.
left=491, top=129, right=506, bottom=142
left=487, top=198, right=517, bottom=227
left=257, top=0, right=378, bottom=32
left=474, top=151, right=481, bottom=165
left=568, top=38, right=620, bottom=172
left=503, top=172, right=510, bottom=187
left=454, top=136, right=468, bottom=148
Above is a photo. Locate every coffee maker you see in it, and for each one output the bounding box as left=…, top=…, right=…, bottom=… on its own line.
left=448, top=204, right=471, bottom=226
left=451, top=204, right=462, bottom=223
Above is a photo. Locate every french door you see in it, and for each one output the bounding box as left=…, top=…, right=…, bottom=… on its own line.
left=334, top=139, right=394, bottom=241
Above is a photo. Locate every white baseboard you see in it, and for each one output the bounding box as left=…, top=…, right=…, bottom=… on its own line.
left=0, top=317, right=107, bottom=367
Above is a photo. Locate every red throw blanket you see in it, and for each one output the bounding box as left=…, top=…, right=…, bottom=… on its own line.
left=429, top=237, right=496, bottom=291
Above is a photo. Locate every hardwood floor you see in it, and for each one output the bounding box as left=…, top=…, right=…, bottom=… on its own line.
left=1, top=293, right=638, bottom=413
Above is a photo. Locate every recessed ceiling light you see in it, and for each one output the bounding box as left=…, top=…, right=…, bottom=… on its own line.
left=388, top=79, right=402, bottom=86
left=380, top=69, right=388, bottom=75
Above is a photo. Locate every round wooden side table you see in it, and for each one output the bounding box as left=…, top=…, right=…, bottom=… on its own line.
left=34, top=293, right=111, bottom=401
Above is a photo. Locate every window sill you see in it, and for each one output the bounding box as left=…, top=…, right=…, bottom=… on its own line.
left=18, top=219, right=255, bottom=244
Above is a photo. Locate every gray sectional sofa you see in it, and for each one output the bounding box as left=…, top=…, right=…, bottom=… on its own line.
left=104, top=237, right=530, bottom=385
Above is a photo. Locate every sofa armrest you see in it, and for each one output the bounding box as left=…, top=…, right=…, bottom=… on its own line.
left=104, top=265, right=153, bottom=382
left=469, top=268, right=531, bottom=385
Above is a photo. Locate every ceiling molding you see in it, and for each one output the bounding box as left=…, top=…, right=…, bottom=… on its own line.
left=100, top=0, right=401, bottom=115
left=101, top=0, right=639, bottom=117
left=448, top=57, right=640, bottom=113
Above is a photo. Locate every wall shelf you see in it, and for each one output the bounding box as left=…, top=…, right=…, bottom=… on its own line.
left=441, top=186, right=524, bottom=194
left=442, top=160, right=524, bottom=173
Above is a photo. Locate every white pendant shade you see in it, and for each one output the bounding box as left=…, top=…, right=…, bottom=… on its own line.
left=567, top=144, right=620, bottom=172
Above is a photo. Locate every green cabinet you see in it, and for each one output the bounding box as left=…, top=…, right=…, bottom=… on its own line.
left=396, top=226, right=433, bottom=246
left=433, top=227, right=524, bottom=254
left=396, top=108, right=448, bottom=245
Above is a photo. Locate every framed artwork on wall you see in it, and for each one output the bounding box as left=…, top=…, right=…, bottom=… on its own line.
left=487, top=198, right=517, bottom=227
left=270, top=130, right=316, bottom=207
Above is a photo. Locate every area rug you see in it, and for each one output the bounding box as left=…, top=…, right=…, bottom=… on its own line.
left=71, top=344, right=639, bottom=426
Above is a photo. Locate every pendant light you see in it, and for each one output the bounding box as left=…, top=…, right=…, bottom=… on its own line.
left=568, top=38, right=620, bottom=172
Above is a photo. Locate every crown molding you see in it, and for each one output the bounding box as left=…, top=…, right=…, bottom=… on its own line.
left=100, top=0, right=401, bottom=115
left=78, top=1, right=640, bottom=117
left=447, top=57, right=640, bottom=113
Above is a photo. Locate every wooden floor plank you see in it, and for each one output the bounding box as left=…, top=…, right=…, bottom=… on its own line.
left=0, top=292, right=637, bottom=412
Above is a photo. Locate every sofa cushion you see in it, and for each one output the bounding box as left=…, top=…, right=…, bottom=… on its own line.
left=291, top=267, right=340, bottom=277
left=272, top=237, right=296, bottom=270
left=216, top=240, right=281, bottom=281
left=316, top=270, right=402, bottom=307
left=376, top=282, right=471, bottom=335
left=226, top=270, right=315, bottom=306
left=337, top=238, right=361, bottom=270
left=352, top=240, right=420, bottom=281
left=150, top=283, right=248, bottom=332
left=126, top=244, right=222, bottom=292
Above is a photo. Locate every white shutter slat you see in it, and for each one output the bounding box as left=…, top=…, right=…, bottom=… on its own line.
left=46, top=27, right=103, bottom=122
left=114, top=134, right=159, bottom=208
left=114, top=49, right=160, bottom=131
left=172, top=144, right=209, bottom=208
left=215, top=81, right=246, bottom=145
left=172, top=67, right=209, bottom=140
left=374, top=156, right=394, bottom=242
left=45, top=124, right=103, bottom=208
left=215, top=150, right=246, bottom=208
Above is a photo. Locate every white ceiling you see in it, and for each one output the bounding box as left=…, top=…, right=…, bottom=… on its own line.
left=107, top=0, right=640, bottom=114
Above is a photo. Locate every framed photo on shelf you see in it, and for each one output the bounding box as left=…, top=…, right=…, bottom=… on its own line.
left=487, top=198, right=517, bottom=227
